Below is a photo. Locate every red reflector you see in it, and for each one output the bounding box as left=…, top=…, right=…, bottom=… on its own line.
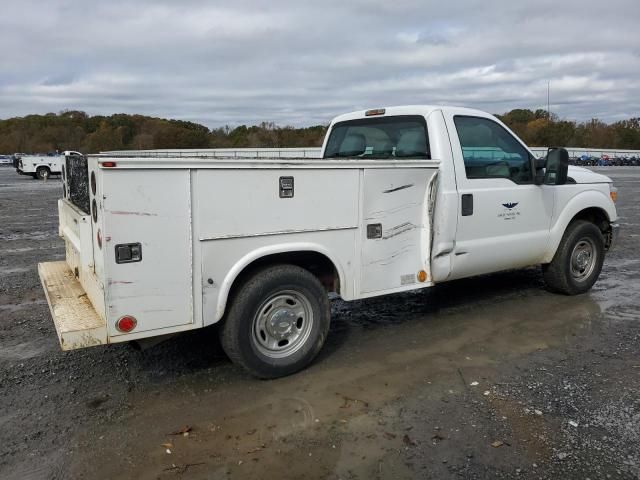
left=101, top=161, right=117, bottom=168
left=116, top=315, right=137, bottom=333
left=365, top=108, right=386, bottom=116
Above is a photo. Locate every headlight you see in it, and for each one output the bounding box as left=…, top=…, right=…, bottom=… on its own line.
left=609, top=184, right=618, bottom=203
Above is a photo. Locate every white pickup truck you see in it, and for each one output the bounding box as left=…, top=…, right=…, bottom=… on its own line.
left=16, top=151, right=82, bottom=179
left=38, top=105, right=619, bottom=378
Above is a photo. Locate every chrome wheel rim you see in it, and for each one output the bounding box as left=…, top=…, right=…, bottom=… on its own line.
left=252, top=290, right=314, bottom=359
left=570, top=238, right=597, bottom=281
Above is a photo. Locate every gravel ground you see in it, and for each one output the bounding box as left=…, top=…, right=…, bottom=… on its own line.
left=0, top=166, right=638, bottom=480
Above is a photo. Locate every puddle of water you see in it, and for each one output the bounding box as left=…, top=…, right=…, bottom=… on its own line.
left=1, top=456, right=66, bottom=480
left=70, top=289, right=603, bottom=479
left=2, top=246, right=63, bottom=254
left=0, top=266, right=31, bottom=275
left=0, top=341, right=47, bottom=361
left=0, top=299, right=48, bottom=312
left=0, top=231, right=54, bottom=241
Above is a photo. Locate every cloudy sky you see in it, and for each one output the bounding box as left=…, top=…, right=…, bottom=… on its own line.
left=1, top=0, right=639, bottom=127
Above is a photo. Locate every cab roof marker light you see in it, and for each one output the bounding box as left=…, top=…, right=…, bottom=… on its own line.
left=365, top=108, right=386, bottom=116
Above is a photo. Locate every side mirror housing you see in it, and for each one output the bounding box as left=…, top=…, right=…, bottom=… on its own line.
left=545, top=148, right=569, bottom=185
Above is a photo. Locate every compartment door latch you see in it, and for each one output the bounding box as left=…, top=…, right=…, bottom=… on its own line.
left=279, top=176, right=294, bottom=198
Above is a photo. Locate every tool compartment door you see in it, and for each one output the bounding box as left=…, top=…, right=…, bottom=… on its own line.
left=360, top=167, right=436, bottom=295
left=102, top=169, right=193, bottom=336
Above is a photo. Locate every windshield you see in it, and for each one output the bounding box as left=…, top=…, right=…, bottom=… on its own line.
left=323, top=115, right=430, bottom=159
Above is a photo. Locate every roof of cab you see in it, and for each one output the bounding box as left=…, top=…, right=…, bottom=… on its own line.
left=330, top=105, right=493, bottom=124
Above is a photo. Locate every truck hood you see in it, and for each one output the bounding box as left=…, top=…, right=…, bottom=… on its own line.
left=568, top=166, right=611, bottom=184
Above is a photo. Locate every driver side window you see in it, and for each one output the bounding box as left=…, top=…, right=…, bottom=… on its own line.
left=454, top=116, right=532, bottom=183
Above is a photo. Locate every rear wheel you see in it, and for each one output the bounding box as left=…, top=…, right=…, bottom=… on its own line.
left=543, top=220, right=605, bottom=295
left=220, top=264, right=331, bottom=379
left=36, top=166, right=50, bottom=180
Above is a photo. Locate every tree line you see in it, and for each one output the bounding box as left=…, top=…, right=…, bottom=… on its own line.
left=495, top=109, right=640, bottom=151
left=0, top=109, right=639, bottom=154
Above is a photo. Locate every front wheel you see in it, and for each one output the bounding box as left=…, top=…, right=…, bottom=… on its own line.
left=220, top=264, right=331, bottom=379
left=543, top=220, right=605, bottom=295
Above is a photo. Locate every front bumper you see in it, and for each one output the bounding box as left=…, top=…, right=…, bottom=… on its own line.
left=606, top=223, right=620, bottom=251
left=38, top=261, right=107, bottom=350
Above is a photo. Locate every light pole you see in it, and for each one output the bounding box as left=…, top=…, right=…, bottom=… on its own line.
left=547, top=80, right=550, bottom=125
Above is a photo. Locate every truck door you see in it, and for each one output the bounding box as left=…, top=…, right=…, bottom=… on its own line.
left=444, top=113, right=554, bottom=280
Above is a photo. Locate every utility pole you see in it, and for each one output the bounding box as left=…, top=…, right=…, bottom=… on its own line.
left=547, top=80, right=550, bottom=125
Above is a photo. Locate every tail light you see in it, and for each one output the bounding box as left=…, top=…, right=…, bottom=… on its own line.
left=116, top=315, right=137, bottom=333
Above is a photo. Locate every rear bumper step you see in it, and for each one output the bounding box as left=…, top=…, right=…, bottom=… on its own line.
left=38, top=261, right=107, bottom=350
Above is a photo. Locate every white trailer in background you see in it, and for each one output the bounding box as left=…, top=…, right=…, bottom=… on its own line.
left=39, top=105, right=619, bottom=378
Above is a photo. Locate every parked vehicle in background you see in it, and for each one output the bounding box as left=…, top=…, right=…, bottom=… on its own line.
left=576, top=155, right=593, bottom=167
left=0, top=155, right=13, bottom=166
left=16, top=152, right=65, bottom=179
left=38, top=105, right=620, bottom=379
left=12, top=153, right=26, bottom=168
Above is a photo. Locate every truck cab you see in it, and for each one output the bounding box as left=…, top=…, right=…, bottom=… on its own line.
left=38, top=105, right=619, bottom=378
left=323, top=106, right=617, bottom=283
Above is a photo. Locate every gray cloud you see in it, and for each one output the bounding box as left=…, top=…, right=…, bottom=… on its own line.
left=1, top=0, right=639, bottom=126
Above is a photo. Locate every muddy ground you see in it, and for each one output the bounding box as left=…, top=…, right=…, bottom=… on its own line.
left=0, top=166, right=639, bottom=480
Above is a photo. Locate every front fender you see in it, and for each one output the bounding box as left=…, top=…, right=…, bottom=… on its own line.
left=543, top=188, right=617, bottom=263
left=213, top=242, right=348, bottom=323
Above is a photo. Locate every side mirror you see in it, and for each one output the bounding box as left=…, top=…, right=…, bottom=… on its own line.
left=545, top=148, right=569, bottom=185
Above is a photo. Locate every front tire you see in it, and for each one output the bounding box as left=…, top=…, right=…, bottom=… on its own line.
left=220, top=264, right=331, bottom=379
left=543, top=220, right=605, bottom=295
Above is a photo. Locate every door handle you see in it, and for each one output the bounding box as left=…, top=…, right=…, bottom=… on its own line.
left=366, top=223, right=382, bottom=239
left=461, top=194, right=473, bottom=216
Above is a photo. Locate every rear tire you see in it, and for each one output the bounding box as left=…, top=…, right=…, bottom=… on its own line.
left=543, top=220, right=605, bottom=295
left=36, top=166, right=50, bottom=180
left=220, top=264, right=331, bottom=379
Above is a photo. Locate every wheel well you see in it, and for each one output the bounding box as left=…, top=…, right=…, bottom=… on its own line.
left=228, top=251, right=340, bottom=302
left=571, top=207, right=610, bottom=233
left=570, top=207, right=613, bottom=249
